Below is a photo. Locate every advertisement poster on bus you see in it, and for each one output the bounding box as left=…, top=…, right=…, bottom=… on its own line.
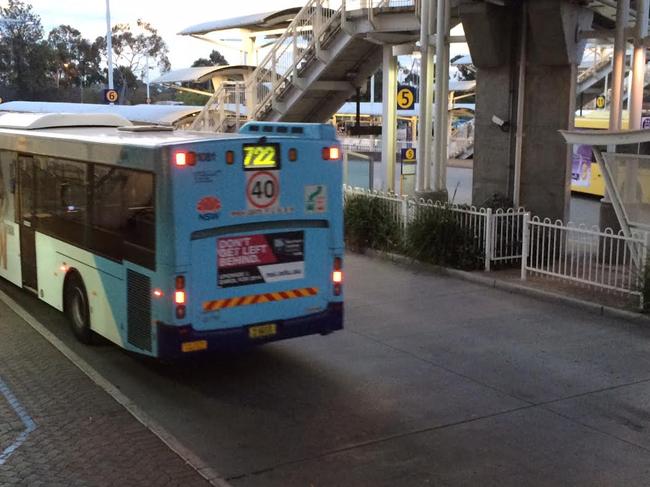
left=217, top=231, right=304, bottom=288
left=571, top=144, right=593, bottom=188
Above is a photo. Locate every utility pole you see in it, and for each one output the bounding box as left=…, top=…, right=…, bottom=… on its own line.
left=105, top=0, right=114, bottom=93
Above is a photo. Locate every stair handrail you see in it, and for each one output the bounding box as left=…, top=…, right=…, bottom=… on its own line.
left=247, top=0, right=344, bottom=121
left=193, top=0, right=420, bottom=131
left=577, top=56, right=613, bottom=84
left=191, top=80, right=246, bottom=131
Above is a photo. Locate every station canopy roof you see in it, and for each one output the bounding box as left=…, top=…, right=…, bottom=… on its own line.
left=152, top=65, right=256, bottom=84
left=179, top=7, right=302, bottom=36
left=0, top=101, right=203, bottom=126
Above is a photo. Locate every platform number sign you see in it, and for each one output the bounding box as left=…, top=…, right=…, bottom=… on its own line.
left=103, top=89, right=119, bottom=104
left=596, top=95, right=606, bottom=110
left=397, top=86, right=416, bottom=110
left=246, top=171, right=279, bottom=209
left=401, top=147, right=416, bottom=163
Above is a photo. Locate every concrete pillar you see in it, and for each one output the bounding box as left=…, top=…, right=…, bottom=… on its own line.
left=416, top=0, right=434, bottom=194
left=461, top=0, right=591, bottom=221
left=381, top=45, right=397, bottom=192
left=460, top=3, right=515, bottom=205
left=610, top=0, right=629, bottom=131
left=630, top=0, right=648, bottom=130
left=601, top=0, right=629, bottom=232
left=433, top=0, right=450, bottom=196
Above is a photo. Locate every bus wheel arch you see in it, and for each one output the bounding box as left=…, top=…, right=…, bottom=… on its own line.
left=63, top=270, right=94, bottom=344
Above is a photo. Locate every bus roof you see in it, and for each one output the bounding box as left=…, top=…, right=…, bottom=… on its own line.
left=0, top=111, right=132, bottom=130
left=0, top=118, right=246, bottom=150
left=0, top=116, right=336, bottom=170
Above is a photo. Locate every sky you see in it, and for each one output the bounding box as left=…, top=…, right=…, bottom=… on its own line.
left=26, top=0, right=301, bottom=70
left=11, top=0, right=469, bottom=83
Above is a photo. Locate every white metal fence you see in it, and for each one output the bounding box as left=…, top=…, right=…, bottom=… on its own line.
left=522, top=217, right=649, bottom=305
left=343, top=186, right=650, bottom=308
left=343, top=186, right=527, bottom=271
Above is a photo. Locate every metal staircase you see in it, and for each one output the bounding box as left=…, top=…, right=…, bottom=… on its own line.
left=192, top=0, right=421, bottom=132
left=576, top=52, right=650, bottom=109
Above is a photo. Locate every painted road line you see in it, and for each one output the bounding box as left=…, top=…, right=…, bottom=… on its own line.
left=0, top=377, right=36, bottom=465
left=0, top=290, right=233, bottom=487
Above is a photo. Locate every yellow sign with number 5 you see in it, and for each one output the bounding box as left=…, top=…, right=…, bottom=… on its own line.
left=397, top=86, right=415, bottom=110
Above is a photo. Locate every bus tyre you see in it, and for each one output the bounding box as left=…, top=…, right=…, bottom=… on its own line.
left=64, top=274, right=93, bottom=344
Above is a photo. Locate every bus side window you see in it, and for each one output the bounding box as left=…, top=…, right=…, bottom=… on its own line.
left=34, top=157, right=87, bottom=246
left=92, top=165, right=155, bottom=269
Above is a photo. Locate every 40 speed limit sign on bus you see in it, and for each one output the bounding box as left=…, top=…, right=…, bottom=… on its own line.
left=246, top=171, right=279, bottom=209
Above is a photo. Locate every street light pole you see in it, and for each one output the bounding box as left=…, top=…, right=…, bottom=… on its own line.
left=105, top=0, right=114, bottom=92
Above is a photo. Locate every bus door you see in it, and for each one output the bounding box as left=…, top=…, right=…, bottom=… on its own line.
left=18, top=156, right=37, bottom=291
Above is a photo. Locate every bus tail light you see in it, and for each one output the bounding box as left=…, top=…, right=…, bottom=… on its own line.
left=332, top=257, right=343, bottom=295
left=322, top=146, right=341, bottom=161
left=176, top=305, right=186, bottom=320
left=175, top=151, right=196, bottom=167
left=289, top=148, right=298, bottom=161
left=225, top=150, right=235, bottom=165
left=175, top=275, right=187, bottom=319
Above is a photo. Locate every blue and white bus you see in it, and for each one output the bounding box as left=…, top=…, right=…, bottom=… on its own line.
left=0, top=112, right=343, bottom=359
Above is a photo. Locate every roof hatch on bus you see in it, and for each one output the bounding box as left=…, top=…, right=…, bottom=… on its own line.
left=240, top=121, right=336, bottom=140
left=0, top=112, right=132, bottom=130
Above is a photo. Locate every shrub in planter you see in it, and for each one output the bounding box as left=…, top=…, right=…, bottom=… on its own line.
left=640, top=262, right=650, bottom=312
left=344, top=193, right=402, bottom=252
left=404, top=205, right=483, bottom=270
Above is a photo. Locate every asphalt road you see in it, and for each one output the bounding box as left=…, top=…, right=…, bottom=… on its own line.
left=4, top=254, right=650, bottom=486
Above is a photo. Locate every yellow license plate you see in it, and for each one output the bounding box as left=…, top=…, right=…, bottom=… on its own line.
left=181, top=340, right=208, bottom=353
left=243, top=144, right=279, bottom=170
left=249, top=323, right=277, bottom=339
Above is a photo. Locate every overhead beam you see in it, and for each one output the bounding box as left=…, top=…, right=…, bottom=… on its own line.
left=579, top=28, right=635, bottom=40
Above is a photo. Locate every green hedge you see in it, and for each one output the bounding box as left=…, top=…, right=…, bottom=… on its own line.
left=344, top=193, right=484, bottom=270
left=403, top=205, right=483, bottom=270
left=344, top=193, right=402, bottom=252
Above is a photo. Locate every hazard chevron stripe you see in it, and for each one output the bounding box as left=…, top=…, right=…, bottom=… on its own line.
left=203, top=287, right=318, bottom=312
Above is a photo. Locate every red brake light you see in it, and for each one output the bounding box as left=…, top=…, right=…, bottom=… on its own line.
left=175, top=151, right=196, bottom=166
left=322, top=146, right=341, bottom=160
left=175, top=290, right=186, bottom=305
left=175, top=275, right=185, bottom=290
left=289, top=148, right=298, bottom=161
left=176, top=305, right=186, bottom=319
left=226, top=151, right=235, bottom=165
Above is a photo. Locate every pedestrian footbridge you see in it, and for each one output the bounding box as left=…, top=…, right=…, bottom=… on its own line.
left=191, top=1, right=422, bottom=132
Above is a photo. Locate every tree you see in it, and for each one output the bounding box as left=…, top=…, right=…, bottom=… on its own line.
left=192, top=50, right=228, bottom=67
left=95, top=19, right=170, bottom=103
left=105, top=19, right=170, bottom=77
left=48, top=25, right=84, bottom=88
left=0, top=0, right=52, bottom=98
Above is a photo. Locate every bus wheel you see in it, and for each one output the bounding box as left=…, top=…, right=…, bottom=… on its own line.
left=64, top=273, right=93, bottom=344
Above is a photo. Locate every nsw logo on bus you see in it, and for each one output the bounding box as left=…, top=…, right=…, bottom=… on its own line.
left=197, top=196, right=221, bottom=221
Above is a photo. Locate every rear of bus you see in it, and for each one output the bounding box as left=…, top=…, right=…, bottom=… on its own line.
left=157, top=122, right=343, bottom=358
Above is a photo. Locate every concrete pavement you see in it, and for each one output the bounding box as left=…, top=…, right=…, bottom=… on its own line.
left=2, top=253, right=650, bottom=485
left=0, top=297, right=210, bottom=486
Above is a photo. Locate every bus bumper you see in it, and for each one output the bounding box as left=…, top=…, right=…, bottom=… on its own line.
left=156, top=302, right=343, bottom=359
